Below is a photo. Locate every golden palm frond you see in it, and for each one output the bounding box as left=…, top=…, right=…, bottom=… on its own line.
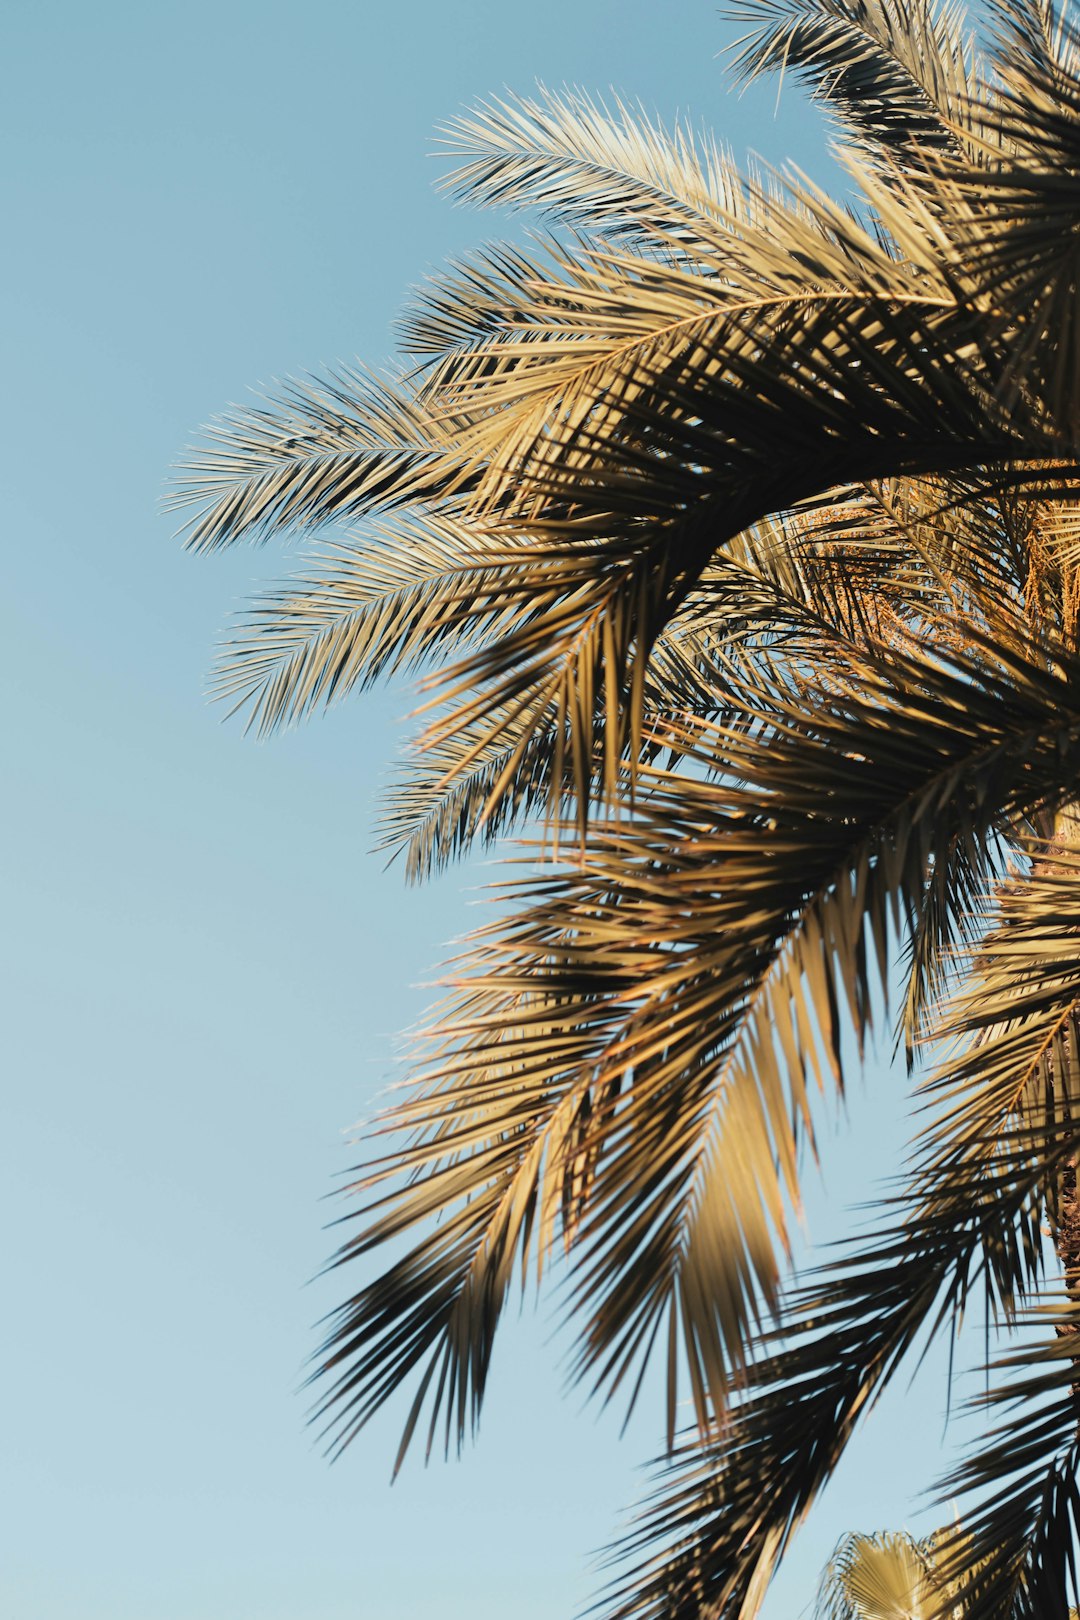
left=931, top=1304, right=1080, bottom=1620
left=174, top=78, right=1080, bottom=816
left=435, top=88, right=746, bottom=254
left=168, top=368, right=471, bottom=554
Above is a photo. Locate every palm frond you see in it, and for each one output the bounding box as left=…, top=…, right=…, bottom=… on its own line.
left=377, top=627, right=732, bottom=881
left=987, top=0, right=1080, bottom=106
left=725, top=0, right=983, bottom=163
left=173, top=99, right=1080, bottom=832
left=917, top=839, right=1080, bottom=1189
left=595, top=1117, right=1073, bottom=1620
left=596, top=830, right=1080, bottom=1620
left=436, top=87, right=746, bottom=254
left=311, top=636, right=1080, bottom=1465
left=168, top=368, right=469, bottom=554
left=216, top=491, right=910, bottom=863
left=208, top=510, right=530, bottom=735
left=174, top=20, right=1080, bottom=1616
left=932, top=1303, right=1080, bottom=1620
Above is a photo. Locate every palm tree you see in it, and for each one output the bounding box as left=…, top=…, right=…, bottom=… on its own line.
left=817, top=1532, right=961, bottom=1620
left=171, top=1, right=1080, bottom=1615
left=816, top=1529, right=1080, bottom=1620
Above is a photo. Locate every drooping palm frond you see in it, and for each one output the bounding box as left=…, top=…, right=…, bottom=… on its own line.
left=914, top=840, right=1080, bottom=1620
left=598, top=832, right=1080, bottom=1620
left=931, top=1305, right=1080, bottom=1620
left=213, top=491, right=930, bottom=862
left=175, top=58, right=1080, bottom=827
left=726, top=0, right=983, bottom=164
left=310, top=634, right=1080, bottom=1465
left=374, top=627, right=733, bottom=881
left=594, top=1125, right=1070, bottom=1620
left=917, top=840, right=1080, bottom=1187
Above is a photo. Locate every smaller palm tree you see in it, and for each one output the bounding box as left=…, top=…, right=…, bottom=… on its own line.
left=818, top=1533, right=964, bottom=1620
left=816, top=1530, right=1080, bottom=1620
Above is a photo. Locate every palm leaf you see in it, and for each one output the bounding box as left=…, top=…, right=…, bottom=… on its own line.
left=168, top=367, right=470, bottom=554
left=436, top=87, right=746, bottom=254
left=597, top=833, right=1080, bottom=1620
left=311, top=637, right=1080, bottom=1465
left=725, top=0, right=983, bottom=163
left=932, top=1304, right=1080, bottom=1620
left=174, top=21, right=1080, bottom=1616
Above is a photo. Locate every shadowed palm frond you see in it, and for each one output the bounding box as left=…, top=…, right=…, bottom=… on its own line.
left=375, top=627, right=734, bottom=881
left=214, top=492, right=936, bottom=858
left=931, top=1306, right=1080, bottom=1620
left=594, top=1123, right=1073, bottom=1620
left=598, top=832, right=1080, bottom=1620
left=917, top=839, right=1080, bottom=1185
left=176, top=62, right=1080, bottom=821
left=168, top=368, right=471, bottom=554
left=310, top=639, right=1080, bottom=1464
left=726, top=0, right=983, bottom=164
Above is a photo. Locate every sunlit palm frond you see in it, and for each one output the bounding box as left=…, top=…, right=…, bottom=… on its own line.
left=397, top=239, right=566, bottom=369
left=595, top=1113, right=1075, bottom=1620
left=212, top=484, right=916, bottom=863
left=176, top=14, right=1080, bottom=1616
left=815, top=1523, right=1080, bottom=1620
left=208, top=510, right=530, bottom=735
left=988, top=0, right=1080, bottom=112
left=436, top=87, right=745, bottom=255
left=175, top=81, right=1080, bottom=827
left=378, top=503, right=938, bottom=877
left=918, top=839, right=1080, bottom=1194
left=597, top=831, right=1080, bottom=1620
left=402, top=245, right=1072, bottom=815
left=377, top=627, right=735, bottom=881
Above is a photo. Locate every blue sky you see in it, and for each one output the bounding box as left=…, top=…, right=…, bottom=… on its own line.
left=4, top=3, right=972, bottom=1617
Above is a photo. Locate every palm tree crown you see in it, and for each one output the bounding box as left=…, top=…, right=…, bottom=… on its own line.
left=173, top=2, right=1080, bottom=1616
left=816, top=1529, right=1080, bottom=1620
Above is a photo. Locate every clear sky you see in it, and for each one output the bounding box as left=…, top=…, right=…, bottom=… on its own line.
left=4, top=3, right=977, bottom=1617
